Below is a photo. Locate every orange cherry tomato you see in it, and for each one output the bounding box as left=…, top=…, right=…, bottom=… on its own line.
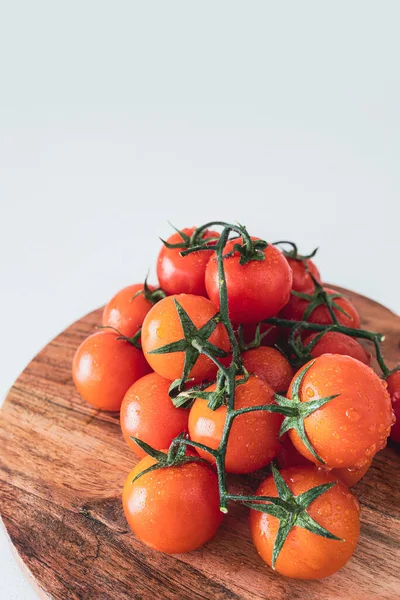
left=288, top=354, right=393, bottom=469
left=72, top=331, right=151, bottom=411
left=286, top=256, right=321, bottom=292
left=189, top=375, right=282, bottom=474
left=250, top=466, right=360, bottom=579
left=141, top=294, right=230, bottom=383
left=120, top=372, right=189, bottom=458
left=387, top=370, right=400, bottom=443
left=242, top=346, right=293, bottom=392
left=281, top=287, right=360, bottom=329
left=122, top=454, right=223, bottom=553
left=303, top=331, right=371, bottom=365
left=102, top=283, right=158, bottom=338
left=157, top=227, right=219, bottom=296
left=205, top=237, right=292, bottom=324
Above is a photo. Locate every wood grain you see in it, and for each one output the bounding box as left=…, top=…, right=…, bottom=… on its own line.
left=0, top=287, right=399, bottom=600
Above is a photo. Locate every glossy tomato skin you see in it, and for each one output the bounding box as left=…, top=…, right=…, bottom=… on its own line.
left=250, top=466, right=360, bottom=579
left=189, top=375, right=282, bottom=474
left=72, top=331, right=151, bottom=411
left=157, top=227, right=219, bottom=297
left=122, top=455, right=223, bottom=553
left=303, top=332, right=371, bottom=365
left=281, top=287, right=360, bottom=329
left=286, top=257, right=321, bottom=293
left=102, top=283, right=156, bottom=338
left=205, top=237, right=292, bottom=324
left=242, top=347, right=293, bottom=393
left=387, top=370, right=400, bottom=443
left=141, top=294, right=229, bottom=383
left=277, top=434, right=371, bottom=487
left=120, top=372, right=189, bottom=458
left=288, top=355, right=393, bottom=469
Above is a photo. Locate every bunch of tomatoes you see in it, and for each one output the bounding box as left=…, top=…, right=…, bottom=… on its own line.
left=72, top=222, right=399, bottom=581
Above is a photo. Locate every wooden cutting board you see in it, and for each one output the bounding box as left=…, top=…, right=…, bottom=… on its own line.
left=1, top=287, right=399, bottom=600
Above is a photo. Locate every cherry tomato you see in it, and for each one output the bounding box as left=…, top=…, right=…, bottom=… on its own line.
left=102, top=283, right=158, bottom=338
left=141, top=294, right=230, bottom=383
left=157, top=227, right=219, bottom=296
left=278, top=433, right=372, bottom=487
left=189, top=375, right=282, bottom=474
left=303, top=332, right=371, bottom=365
left=120, top=372, right=189, bottom=457
left=286, top=256, right=321, bottom=292
left=237, top=322, right=280, bottom=348
left=72, top=331, right=151, bottom=411
left=387, top=370, right=400, bottom=443
left=122, top=454, right=223, bottom=553
left=288, top=354, right=393, bottom=469
left=281, top=287, right=360, bottom=329
left=250, top=466, right=360, bottom=579
left=205, top=237, right=292, bottom=324
left=242, top=347, right=293, bottom=392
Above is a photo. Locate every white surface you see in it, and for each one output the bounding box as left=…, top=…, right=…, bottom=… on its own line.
left=1, top=2, right=400, bottom=599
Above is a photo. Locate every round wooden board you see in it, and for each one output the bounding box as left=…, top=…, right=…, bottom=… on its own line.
left=1, top=287, right=399, bottom=600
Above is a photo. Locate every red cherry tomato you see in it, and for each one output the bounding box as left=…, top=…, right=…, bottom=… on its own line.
left=122, top=454, right=223, bottom=553
left=157, top=227, right=219, bottom=296
left=205, top=237, right=292, bottom=324
left=281, top=287, right=360, bottom=329
left=120, top=372, right=189, bottom=457
left=387, top=370, right=400, bottom=443
left=242, top=346, right=293, bottom=392
left=286, top=256, right=321, bottom=292
left=303, top=331, right=371, bottom=365
left=72, top=331, right=151, bottom=411
left=141, top=294, right=230, bottom=383
left=189, top=375, right=282, bottom=474
left=102, top=283, right=158, bottom=338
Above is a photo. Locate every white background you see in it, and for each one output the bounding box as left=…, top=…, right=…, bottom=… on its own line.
left=1, top=2, right=400, bottom=598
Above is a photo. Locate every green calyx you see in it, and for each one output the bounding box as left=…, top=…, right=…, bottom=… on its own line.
left=228, top=232, right=268, bottom=266
left=132, top=275, right=166, bottom=305
left=97, top=325, right=142, bottom=349
left=237, top=322, right=276, bottom=351
left=130, top=435, right=209, bottom=482
left=273, top=240, right=318, bottom=262
left=274, top=361, right=339, bottom=464
left=148, top=299, right=228, bottom=391
left=291, top=274, right=351, bottom=324
left=245, top=464, right=342, bottom=569
left=160, top=223, right=219, bottom=251
left=287, top=325, right=335, bottom=368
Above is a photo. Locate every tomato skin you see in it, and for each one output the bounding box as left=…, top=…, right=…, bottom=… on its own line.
left=286, top=257, right=321, bottom=293
left=250, top=466, right=360, bottom=579
left=387, top=370, right=400, bottom=443
left=157, top=227, right=219, bottom=297
left=141, top=294, right=230, bottom=383
left=122, top=455, right=223, bottom=553
left=72, top=331, right=151, bottom=411
left=288, top=354, right=393, bottom=469
left=205, top=237, right=293, bottom=324
left=102, top=283, right=156, bottom=338
left=120, top=373, right=189, bottom=458
left=303, top=332, right=371, bottom=365
left=242, top=347, right=293, bottom=392
left=281, top=287, right=360, bottom=329
left=277, top=434, right=372, bottom=487
left=189, top=375, right=282, bottom=474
